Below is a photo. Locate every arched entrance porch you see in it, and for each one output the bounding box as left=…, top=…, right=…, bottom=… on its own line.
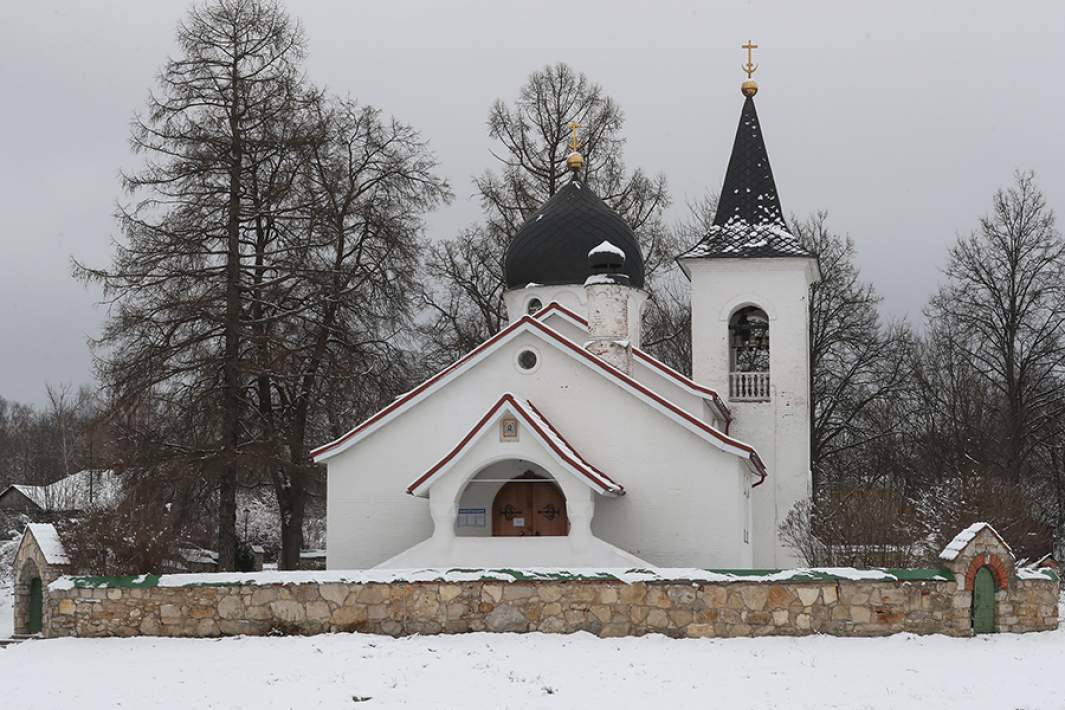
left=454, top=460, right=568, bottom=538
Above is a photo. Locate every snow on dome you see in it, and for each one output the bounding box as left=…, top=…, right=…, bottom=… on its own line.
left=584, top=274, right=622, bottom=286
left=588, top=240, right=626, bottom=259
left=938, top=522, right=1012, bottom=561
left=504, top=180, right=644, bottom=289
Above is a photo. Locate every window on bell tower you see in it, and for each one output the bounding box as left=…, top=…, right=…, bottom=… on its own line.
left=728, top=306, right=770, bottom=401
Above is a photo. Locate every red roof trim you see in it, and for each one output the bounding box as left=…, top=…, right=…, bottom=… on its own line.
left=534, top=302, right=732, bottom=422
left=312, top=313, right=765, bottom=483
left=406, top=393, right=622, bottom=496
left=522, top=400, right=623, bottom=490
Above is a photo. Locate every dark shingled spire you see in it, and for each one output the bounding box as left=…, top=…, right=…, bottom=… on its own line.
left=684, top=96, right=811, bottom=259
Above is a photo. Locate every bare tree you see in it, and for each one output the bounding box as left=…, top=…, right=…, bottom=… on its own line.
left=640, top=194, right=719, bottom=375
left=926, top=171, right=1064, bottom=485
left=76, top=0, right=307, bottom=569
left=248, top=97, right=450, bottom=567
left=797, top=213, right=915, bottom=493
left=0, top=387, right=98, bottom=491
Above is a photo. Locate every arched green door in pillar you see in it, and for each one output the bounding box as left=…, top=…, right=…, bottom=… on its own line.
left=971, top=566, right=996, bottom=634
left=28, top=577, right=43, bottom=634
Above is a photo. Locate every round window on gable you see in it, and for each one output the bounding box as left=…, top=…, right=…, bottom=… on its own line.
left=526, top=298, right=543, bottom=315
left=516, top=348, right=539, bottom=372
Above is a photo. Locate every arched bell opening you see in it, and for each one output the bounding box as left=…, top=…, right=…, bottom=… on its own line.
left=728, top=305, right=770, bottom=401
left=454, top=460, right=568, bottom=538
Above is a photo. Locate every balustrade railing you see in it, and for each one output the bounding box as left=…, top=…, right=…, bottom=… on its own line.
left=729, top=371, right=770, bottom=401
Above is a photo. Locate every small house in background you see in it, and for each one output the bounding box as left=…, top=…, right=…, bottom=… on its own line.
left=250, top=545, right=266, bottom=571
left=172, top=546, right=220, bottom=574
left=1031, top=553, right=1058, bottom=570
left=0, top=469, right=118, bottom=515
left=0, top=486, right=44, bottom=515
left=299, top=549, right=327, bottom=570
left=12, top=523, right=70, bottom=637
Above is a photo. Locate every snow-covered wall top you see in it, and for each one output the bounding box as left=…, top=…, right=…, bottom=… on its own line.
left=42, top=565, right=1016, bottom=592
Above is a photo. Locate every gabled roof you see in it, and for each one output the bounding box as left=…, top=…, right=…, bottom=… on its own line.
left=0, top=485, right=44, bottom=511
left=939, top=522, right=1013, bottom=561
left=406, top=393, right=623, bottom=497
left=681, top=95, right=812, bottom=261
left=311, top=312, right=766, bottom=483
left=532, top=302, right=731, bottom=423
left=4, top=469, right=118, bottom=512
left=21, top=522, right=70, bottom=566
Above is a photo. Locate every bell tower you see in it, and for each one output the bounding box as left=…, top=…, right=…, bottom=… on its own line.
left=679, top=46, right=820, bottom=567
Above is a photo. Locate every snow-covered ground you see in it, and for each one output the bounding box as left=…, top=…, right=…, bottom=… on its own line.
left=2, top=618, right=1064, bottom=709
left=0, top=528, right=18, bottom=639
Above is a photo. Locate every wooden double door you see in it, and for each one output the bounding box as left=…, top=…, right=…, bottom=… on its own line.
left=492, top=474, right=568, bottom=537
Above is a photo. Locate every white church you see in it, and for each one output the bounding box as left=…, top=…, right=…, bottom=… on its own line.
left=313, top=73, right=819, bottom=571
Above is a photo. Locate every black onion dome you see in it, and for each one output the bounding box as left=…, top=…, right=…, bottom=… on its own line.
left=504, top=179, right=645, bottom=289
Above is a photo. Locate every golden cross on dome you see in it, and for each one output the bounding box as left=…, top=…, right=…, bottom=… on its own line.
left=742, top=40, right=759, bottom=79
left=568, top=120, right=581, bottom=151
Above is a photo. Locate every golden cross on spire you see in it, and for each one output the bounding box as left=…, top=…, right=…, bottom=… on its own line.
left=565, top=120, right=585, bottom=173
left=742, top=40, right=759, bottom=78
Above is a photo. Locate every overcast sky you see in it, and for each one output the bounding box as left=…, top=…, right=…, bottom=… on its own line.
left=1, top=0, right=1063, bottom=405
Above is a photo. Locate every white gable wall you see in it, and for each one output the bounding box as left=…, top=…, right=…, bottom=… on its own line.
left=536, top=309, right=727, bottom=431
left=325, top=328, right=754, bottom=569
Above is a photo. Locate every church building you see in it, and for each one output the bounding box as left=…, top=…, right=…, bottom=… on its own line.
left=314, top=63, right=820, bottom=570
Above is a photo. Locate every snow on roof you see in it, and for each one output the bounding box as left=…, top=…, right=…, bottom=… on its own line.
left=680, top=221, right=812, bottom=260
left=938, top=522, right=1012, bottom=561
left=178, top=547, right=219, bottom=566
left=6, top=469, right=119, bottom=512
left=1017, top=566, right=1058, bottom=581
left=25, top=523, right=70, bottom=566
left=588, top=240, right=625, bottom=259
left=406, top=393, right=623, bottom=497
left=1032, top=553, right=1054, bottom=567
left=8, top=484, right=45, bottom=508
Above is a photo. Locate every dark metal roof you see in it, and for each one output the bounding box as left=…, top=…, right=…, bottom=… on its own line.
left=684, top=96, right=812, bottom=260
left=504, top=179, right=645, bottom=289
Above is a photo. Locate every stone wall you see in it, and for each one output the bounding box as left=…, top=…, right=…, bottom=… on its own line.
left=44, top=569, right=1058, bottom=640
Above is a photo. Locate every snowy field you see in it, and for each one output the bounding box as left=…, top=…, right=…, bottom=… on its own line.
left=2, top=619, right=1064, bottom=710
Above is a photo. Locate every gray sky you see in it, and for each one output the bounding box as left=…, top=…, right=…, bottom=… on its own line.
left=2, top=0, right=1063, bottom=405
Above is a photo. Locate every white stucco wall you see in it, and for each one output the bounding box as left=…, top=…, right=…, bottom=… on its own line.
left=323, top=327, right=753, bottom=570
left=685, top=256, right=817, bottom=568
left=537, top=309, right=727, bottom=432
